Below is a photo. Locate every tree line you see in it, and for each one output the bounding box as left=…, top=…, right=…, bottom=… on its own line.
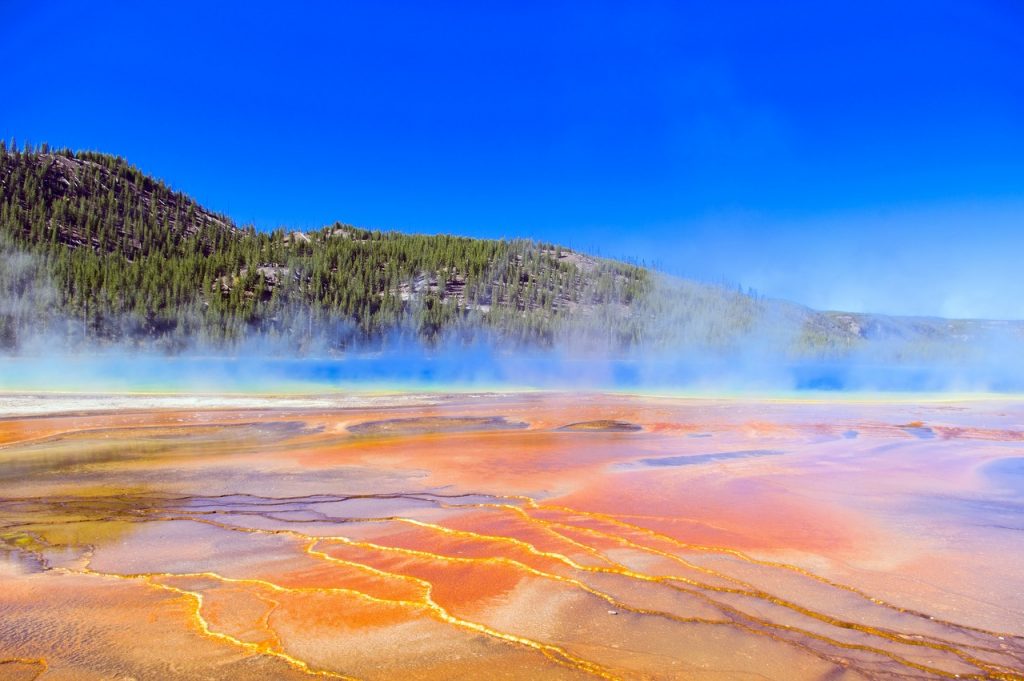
left=0, top=142, right=651, bottom=353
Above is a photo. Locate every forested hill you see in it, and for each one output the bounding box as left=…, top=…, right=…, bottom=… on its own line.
left=1, top=142, right=1021, bottom=360
left=0, top=143, right=651, bottom=352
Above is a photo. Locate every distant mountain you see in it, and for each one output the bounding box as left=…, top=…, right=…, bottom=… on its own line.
left=1, top=142, right=1021, bottom=359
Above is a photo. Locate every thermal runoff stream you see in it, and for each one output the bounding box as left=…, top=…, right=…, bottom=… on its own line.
left=1, top=393, right=1022, bottom=680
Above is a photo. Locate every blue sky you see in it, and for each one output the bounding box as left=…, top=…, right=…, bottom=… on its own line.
left=5, top=1, right=1024, bottom=318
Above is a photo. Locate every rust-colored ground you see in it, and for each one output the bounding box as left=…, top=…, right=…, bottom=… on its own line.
left=1, top=393, right=1022, bottom=680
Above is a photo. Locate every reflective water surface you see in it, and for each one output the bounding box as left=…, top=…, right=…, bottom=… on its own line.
left=1, top=393, right=1023, bottom=680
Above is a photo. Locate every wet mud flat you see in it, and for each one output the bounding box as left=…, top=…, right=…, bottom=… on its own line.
left=0, top=392, right=1023, bottom=680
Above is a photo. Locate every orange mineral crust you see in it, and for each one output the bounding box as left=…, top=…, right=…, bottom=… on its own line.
left=1, top=393, right=1023, bottom=680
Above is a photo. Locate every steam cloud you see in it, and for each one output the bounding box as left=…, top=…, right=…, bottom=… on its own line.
left=2, top=237, right=1024, bottom=394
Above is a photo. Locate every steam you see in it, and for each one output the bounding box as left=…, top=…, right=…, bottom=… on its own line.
left=0, top=234, right=57, bottom=349
left=2, top=236, right=1024, bottom=394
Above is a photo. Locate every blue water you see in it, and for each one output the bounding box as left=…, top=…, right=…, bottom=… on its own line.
left=985, top=457, right=1024, bottom=496
left=635, top=450, right=785, bottom=468
left=898, top=425, right=936, bottom=439
left=2, top=354, right=1023, bottom=393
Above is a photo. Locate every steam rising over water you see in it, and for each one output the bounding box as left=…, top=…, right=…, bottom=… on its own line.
left=4, top=351, right=1024, bottom=394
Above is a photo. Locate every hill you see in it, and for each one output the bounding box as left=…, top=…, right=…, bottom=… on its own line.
left=1, top=141, right=1021, bottom=360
